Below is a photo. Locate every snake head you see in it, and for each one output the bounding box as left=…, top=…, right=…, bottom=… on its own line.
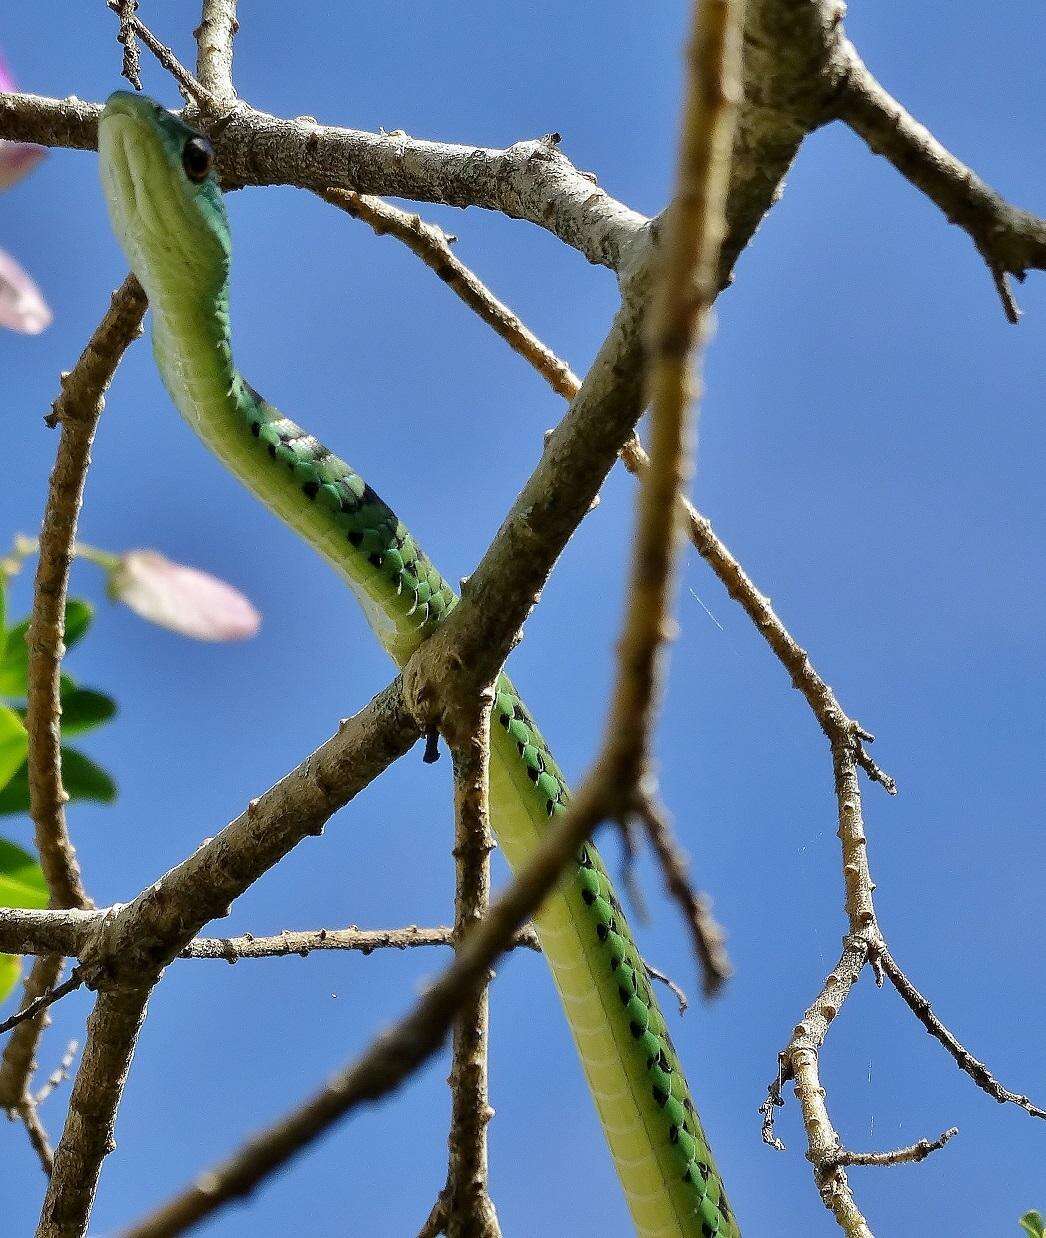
left=99, top=91, right=230, bottom=308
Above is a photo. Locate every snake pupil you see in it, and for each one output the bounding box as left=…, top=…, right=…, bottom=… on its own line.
left=181, top=136, right=214, bottom=183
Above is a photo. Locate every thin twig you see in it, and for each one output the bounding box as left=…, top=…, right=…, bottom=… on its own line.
left=879, top=949, right=1046, bottom=1121
left=833, top=37, right=1046, bottom=322
left=830, top=1127, right=958, bottom=1168
left=34, top=1040, right=79, bottom=1106
left=0, top=279, right=145, bottom=1157
left=183, top=925, right=540, bottom=961
left=105, top=3, right=212, bottom=106
left=13, top=1096, right=55, bottom=1176
left=637, top=798, right=731, bottom=996
left=320, top=189, right=582, bottom=400
left=437, top=696, right=501, bottom=1238
left=0, top=968, right=84, bottom=1037
left=115, top=0, right=141, bottom=90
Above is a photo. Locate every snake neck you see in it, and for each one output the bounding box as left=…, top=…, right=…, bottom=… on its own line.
left=148, top=301, right=458, bottom=667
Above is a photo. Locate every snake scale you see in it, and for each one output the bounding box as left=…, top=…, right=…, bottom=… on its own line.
left=98, top=91, right=738, bottom=1238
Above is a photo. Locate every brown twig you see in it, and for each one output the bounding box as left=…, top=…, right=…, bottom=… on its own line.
left=879, top=949, right=1046, bottom=1121
left=114, top=0, right=141, bottom=90
left=194, top=0, right=238, bottom=103
left=14, top=1095, right=55, bottom=1176
left=183, top=925, right=540, bottom=962
left=636, top=798, right=731, bottom=996
left=320, top=189, right=583, bottom=400
left=105, top=3, right=212, bottom=106
left=433, top=697, right=501, bottom=1238
left=830, top=1127, right=958, bottom=1169
left=833, top=38, right=1046, bottom=323
left=0, top=278, right=145, bottom=1167
left=0, top=968, right=84, bottom=1037
left=34, top=1040, right=79, bottom=1106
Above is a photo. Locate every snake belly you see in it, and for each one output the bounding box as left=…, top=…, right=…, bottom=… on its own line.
left=98, top=91, right=739, bottom=1238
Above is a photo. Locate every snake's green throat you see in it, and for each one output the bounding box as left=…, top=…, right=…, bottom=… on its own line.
left=98, top=90, right=739, bottom=1238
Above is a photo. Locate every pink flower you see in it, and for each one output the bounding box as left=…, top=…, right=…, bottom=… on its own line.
left=109, top=550, right=262, bottom=642
left=0, top=51, right=50, bottom=334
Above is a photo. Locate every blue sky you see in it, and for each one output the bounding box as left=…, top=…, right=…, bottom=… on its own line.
left=2, top=4, right=1044, bottom=1235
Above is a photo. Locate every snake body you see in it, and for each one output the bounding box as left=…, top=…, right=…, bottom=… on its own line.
left=98, top=92, right=738, bottom=1238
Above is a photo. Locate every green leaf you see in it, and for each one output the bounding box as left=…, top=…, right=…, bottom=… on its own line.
left=60, top=746, right=117, bottom=805
left=0, top=836, right=47, bottom=909
left=59, top=686, right=117, bottom=736
left=0, top=705, right=27, bottom=788
left=0, top=627, right=27, bottom=697
left=0, top=762, right=29, bottom=815
left=63, top=599, right=93, bottom=650
left=0, top=837, right=46, bottom=1009
left=0, top=952, right=21, bottom=1007
left=1020, top=1212, right=1045, bottom=1237
left=0, top=599, right=94, bottom=700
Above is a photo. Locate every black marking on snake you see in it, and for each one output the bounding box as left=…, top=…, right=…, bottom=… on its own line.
left=629, top=1020, right=643, bottom=1038
left=368, top=552, right=383, bottom=569
left=682, top=1167, right=693, bottom=1184
left=697, top=1161, right=711, bottom=1181
left=302, top=481, right=319, bottom=500
left=499, top=713, right=510, bottom=728
left=267, top=444, right=276, bottom=459
left=581, top=888, right=595, bottom=905
left=653, top=1085, right=668, bottom=1107
left=596, top=923, right=609, bottom=943
left=669, top=1124, right=679, bottom=1143
left=526, top=766, right=539, bottom=782
left=348, top=530, right=363, bottom=547
left=250, top=421, right=260, bottom=436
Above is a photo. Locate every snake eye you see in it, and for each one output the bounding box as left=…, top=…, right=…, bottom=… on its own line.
left=181, top=135, right=214, bottom=183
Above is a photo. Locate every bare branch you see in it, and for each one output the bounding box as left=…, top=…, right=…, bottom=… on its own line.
left=36, top=683, right=421, bottom=1237
left=194, top=0, right=238, bottom=103
left=830, top=1127, right=958, bottom=1169
left=833, top=38, right=1046, bottom=321
left=114, top=0, right=141, bottom=91
left=636, top=799, right=731, bottom=996
left=0, top=907, right=542, bottom=962
left=0, top=969, right=84, bottom=1037
left=320, top=189, right=582, bottom=399
left=31, top=277, right=145, bottom=910
left=39, top=986, right=152, bottom=1238
left=879, top=950, right=1046, bottom=1121
left=13, top=1095, right=55, bottom=1176
left=436, top=697, right=500, bottom=1238
left=104, top=4, right=211, bottom=106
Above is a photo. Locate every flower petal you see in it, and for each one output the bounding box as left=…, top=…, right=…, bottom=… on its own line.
left=0, top=248, right=51, bottom=334
left=0, top=53, right=46, bottom=190
left=111, top=550, right=262, bottom=642
left=0, top=140, right=45, bottom=191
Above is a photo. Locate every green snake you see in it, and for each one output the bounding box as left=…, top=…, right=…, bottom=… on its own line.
left=97, top=91, right=738, bottom=1238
